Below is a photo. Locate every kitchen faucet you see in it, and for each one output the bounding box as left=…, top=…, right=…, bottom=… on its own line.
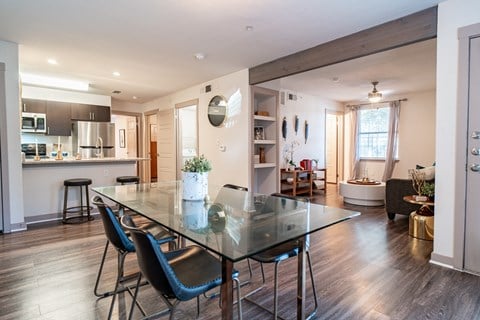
left=95, top=137, right=103, bottom=158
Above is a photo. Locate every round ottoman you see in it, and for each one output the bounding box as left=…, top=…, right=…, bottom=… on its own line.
left=339, top=181, right=385, bottom=206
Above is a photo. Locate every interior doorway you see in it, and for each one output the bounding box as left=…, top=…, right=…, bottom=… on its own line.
left=325, top=111, right=344, bottom=184
left=175, top=100, right=198, bottom=179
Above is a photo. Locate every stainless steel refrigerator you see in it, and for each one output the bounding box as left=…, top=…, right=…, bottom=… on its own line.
left=72, top=121, right=115, bottom=158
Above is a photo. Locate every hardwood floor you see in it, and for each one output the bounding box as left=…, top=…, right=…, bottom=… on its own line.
left=1, top=185, right=480, bottom=320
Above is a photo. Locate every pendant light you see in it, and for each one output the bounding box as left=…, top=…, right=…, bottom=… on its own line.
left=368, top=81, right=382, bottom=103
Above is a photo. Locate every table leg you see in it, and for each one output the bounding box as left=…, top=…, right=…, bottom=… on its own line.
left=221, top=257, right=234, bottom=320
left=297, top=237, right=306, bottom=320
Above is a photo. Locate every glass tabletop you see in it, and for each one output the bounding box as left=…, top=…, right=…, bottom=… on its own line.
left=93, top=182, right=360, bottom=262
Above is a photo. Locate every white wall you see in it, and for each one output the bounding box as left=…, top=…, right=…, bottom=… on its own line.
left=143, top=69, right=250, bottom=189
left=276, top=91, right=343, bottom=169
left=111, top=114, right=128, bottom=158
left=433, top=0, right=480, bottom=264
left=0, top=40, right=24, bottom=231
left=343, top=90, right=436, bottom=181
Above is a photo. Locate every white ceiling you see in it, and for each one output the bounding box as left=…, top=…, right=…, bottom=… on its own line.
left=0, top=0, right=441, bottom=104
left=273, top=38, right=437, bottom=103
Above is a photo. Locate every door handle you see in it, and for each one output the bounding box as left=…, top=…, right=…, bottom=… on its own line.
left=470, top=164, right=480, bottom=172
left=472, top=131, right=480, bottom=139
left=472, top=148, right=480, bottom=156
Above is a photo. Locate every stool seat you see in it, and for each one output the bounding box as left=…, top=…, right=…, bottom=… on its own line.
left=64, top=178, right=92, bottom=187
left=116, top=176, right=140, bottom=184
left=63, top=178, right=93, bottom=224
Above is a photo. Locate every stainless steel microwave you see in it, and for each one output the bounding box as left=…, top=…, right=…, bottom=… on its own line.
left=21, top=112, right=46, bottom=133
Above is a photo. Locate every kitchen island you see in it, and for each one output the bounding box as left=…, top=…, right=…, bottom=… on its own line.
left=22, top=157, right=148, bottom=223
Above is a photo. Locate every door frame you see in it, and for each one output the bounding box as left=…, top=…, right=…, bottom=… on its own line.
left=452, top=23, right=480, bottom=271
left=325, top=110, right=344, bottom=184
left=112, top=110, right=143, bottom=177
left=175, top=99, right=199, bottom=179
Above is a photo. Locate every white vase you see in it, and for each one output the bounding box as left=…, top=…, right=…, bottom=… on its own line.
left=182, top=172, right=208, bottom=201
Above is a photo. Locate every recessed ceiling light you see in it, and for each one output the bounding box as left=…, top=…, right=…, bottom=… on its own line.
left=112, top=71, right=120, bottom=77
left=332, top=77, right=340, bottom=83
left=132, top=96, right=138, bottom=100
left=47, top=58, right=58, bottom=65
left=112, top=90, right=121, bottom=94
left=245, top=25, right=254, bottom=31
left=194, top=53, right=205, bottom=60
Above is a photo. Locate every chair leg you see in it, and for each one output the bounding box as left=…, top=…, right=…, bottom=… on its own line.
left=94, top=240, right=110, bottom=297
left=108, top=251, right=128, bottom=319
left=234, top=277, right=243, bottom=320
left=306, top=251, right=318, bottom=320
left=273, top=261, right=280, bottom=320
left=128, top=273, right=142, bottom=320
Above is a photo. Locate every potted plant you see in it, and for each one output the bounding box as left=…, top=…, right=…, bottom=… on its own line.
left=421, top=182, right=435, bottom=200
left=182, top=155, right=212, bottom=201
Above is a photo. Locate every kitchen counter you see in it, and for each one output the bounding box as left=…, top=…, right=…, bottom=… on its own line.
left=22, top=157, right=148, bottom=223
left=23, top=157, right=148, bottom=166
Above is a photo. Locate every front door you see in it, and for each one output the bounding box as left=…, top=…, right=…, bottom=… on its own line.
left=464, top=35, right=480, bottom=274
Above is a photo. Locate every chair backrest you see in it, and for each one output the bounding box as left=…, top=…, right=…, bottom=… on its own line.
left=270, top=193, right=311, bottom=248
left=92, top=196, right=135, bottom=252
left=223, top=184, right=248, bottom=192
left=120, top=215, right=176, bottom=299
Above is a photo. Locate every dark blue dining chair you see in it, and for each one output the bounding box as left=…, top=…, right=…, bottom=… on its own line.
left=247, top=193, right=318, bottom=319
left=120, top=214, right=243, bottom=320
left=92, top=196, right=177, bottom=319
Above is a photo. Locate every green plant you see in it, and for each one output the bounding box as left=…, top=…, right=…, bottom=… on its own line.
left=421, top=182, right=435, bottom=198
left=182, top=155, right=212, bottom=173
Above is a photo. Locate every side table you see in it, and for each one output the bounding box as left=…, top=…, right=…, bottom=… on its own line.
left=403, top=195, right=434, bottom=241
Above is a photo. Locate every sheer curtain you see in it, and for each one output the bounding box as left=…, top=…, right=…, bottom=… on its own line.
left=349, top=106, right=361, bottom=179
left=382, top=100, right=401, bottom=181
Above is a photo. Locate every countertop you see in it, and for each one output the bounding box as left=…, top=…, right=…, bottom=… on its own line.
left=22, top=157, right=149, bottom=166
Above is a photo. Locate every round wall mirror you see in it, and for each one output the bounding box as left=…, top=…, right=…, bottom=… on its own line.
left=207, top=95, right=227, bottom=127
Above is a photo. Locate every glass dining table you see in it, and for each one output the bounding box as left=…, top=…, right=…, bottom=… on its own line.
left=93, top=181, right=360, bottom=320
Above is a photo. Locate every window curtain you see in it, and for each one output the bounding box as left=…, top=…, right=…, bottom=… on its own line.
left=349, top=106, right=361, bottom=179
left=382, top=100, right=401, bottom=181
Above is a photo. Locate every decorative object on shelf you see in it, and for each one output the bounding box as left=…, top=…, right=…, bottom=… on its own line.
left=282, top=117, right=287, bottom=140
left=182, top=155, right=212, bottom=201
left=294, top=115, right=299, bottom=135
left=282, top=140, right=300, bottom=169
left=312, top=159, right=319, bottom=170
left=207, top=95, right=227, bottom=127
left=255, top=111, right=269, bottom=116
left=368, top=81, right=383, bottom=103
left=259, top=147, right=266, bottom=163
left=304, top=120, right=309, bottom=144
left=254, top=126, right=265, bottom=140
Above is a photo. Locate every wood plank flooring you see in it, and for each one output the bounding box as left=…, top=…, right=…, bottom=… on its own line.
left=1, top=185, right=480, bottom=319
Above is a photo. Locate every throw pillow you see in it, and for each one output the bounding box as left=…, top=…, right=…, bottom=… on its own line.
left=418, top=166, right=435, bottom=180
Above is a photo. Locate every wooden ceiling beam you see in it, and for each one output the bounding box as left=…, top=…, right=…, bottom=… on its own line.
left=249, top=6, right=437, bottom=85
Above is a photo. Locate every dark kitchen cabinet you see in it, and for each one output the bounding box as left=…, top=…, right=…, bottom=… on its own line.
left=71, top=103, right=110, bottom=122
left=46, top=101, right=72, bottom=136
left=21, top=99, right=46, bottom=113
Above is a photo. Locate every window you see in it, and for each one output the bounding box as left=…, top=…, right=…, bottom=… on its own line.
left=358, top=106, right=396, bottom=159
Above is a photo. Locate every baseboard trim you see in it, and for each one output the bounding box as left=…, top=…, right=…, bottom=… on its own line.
left=25, top=210, right=99, bottom=225
left=10, top=222, right=27, bottom=232
left=430, top=252, right=454, bottom=269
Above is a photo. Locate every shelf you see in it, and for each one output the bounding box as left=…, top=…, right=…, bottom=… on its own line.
left=254, top=115, right=276, bottom=122
left=254, top=163, right=276, bottom=169
left=280, top=169, right=313, bottom=197
left=254, top=140, right=276, bottom=145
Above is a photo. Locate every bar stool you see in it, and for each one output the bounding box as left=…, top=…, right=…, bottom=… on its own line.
left=62, top=178, right=93, bottom=224
left=116, top=176, right=140, bottom=185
